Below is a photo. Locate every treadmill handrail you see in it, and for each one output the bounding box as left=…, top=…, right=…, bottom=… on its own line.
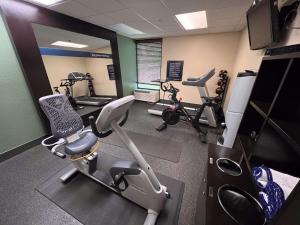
left=183, top=68, right=215, bottom=87
left=186, top=77, right=199, bottom=81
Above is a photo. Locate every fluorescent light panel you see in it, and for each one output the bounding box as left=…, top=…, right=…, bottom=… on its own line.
left=110, top=23, right=145, bottom=35
left=51, top=41, right=88, bottom=49
left=175, top=11, right=208, bottom=30
left=27, top=0, right=64, bottom=6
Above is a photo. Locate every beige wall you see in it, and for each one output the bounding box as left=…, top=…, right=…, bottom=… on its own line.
left=85, top=46, right=117, bottom=95
left=224, top=28, right=265, bottom=110
left=161, top=32, right=241, bottom=104
left=41, top=46, right=117, bottom=97
left=42, top=56, right=87, bottom=97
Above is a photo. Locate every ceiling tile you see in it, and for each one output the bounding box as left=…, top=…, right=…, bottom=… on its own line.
left=117, top=0, right=162, bottom=7
left=33, top=0, right=251, bottom=38
left=76, top=0, right=126, bottom=14
left=132, top=32, right=162, bottom=39
left=106, top=9, right=142, bottom=22
left=149, top=16, right=179, bottom=27
left=124, top=1, right=172, bottom=20
left=159, top=25, right=182, bottom=33
left=161, top=0, right=252, bottom=14
left=50, top=0, right=97, bottom=18
left=239, top=14, right=247, bottom=26
left=82, top=14, right=118, bottom=26
left=208, top=17, right=241, bottom=28
left=234, top=23, right=246, bottom=31
left=126, top=20, right=162, bottom=34
left=160, top=0, right=206, bottom=14
left=208, top=7, right=244, bottom=21
left=204, top=0, right=252, bottom=10
left=206, top=25, right=237, bottom=33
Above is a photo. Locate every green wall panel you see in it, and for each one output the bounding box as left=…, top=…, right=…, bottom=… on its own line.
left=117, top=35, right=137, bottom=96
left=0, top=14, right=46, bottom=154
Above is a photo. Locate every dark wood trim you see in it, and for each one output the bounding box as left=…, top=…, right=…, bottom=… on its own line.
left=0, top=0, right=123, bottom=129
left=0, top=135, right=47, bottom=163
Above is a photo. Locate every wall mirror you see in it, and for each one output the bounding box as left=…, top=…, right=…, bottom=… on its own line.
left=32, top=23, right=117, bottom=103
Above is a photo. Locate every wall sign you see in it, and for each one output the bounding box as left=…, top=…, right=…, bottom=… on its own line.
left=166, top=60, right=184, bottom=81
left=39, top=47, right=112, bottom=58
left=107, top=64, right=115, bottom=80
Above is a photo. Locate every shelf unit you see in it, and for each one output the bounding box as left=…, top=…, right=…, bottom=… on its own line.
left=235, top=52, right=300, bottom=225
left=238, top=55, right=300, bottom=177
left=195, top=52, right=300, bottom=225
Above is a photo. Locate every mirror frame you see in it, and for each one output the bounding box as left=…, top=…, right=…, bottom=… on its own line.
left=0, top=0, right=123, bottom=125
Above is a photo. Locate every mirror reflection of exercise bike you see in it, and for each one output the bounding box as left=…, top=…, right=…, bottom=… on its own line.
left=156, top=82, right=215, bottom=143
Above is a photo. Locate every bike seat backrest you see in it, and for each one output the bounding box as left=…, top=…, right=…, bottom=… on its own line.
left=39, top=94, right=83, bottom=138
left=183, top=68, right=215, bottom=87
left=95, top=95, right=135, bottom=132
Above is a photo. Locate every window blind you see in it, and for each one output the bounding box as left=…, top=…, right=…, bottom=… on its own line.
left=137, top=41, right=162, bottom=84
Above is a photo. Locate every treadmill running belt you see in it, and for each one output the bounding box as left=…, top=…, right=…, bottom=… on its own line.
left=75, top=96, right=112, bottom=106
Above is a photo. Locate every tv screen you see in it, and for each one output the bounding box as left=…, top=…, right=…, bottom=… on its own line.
left=247, top=0, right=279, bottom=50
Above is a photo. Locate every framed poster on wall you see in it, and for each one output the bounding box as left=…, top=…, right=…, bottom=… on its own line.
left=166, top=60, right=184, bottom=81
left=107, top=64, right=115, bottom=80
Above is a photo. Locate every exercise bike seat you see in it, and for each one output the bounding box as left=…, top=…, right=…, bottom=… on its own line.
left=65, top=132, right=98, bottom=155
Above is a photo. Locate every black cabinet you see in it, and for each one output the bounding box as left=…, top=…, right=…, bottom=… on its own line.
left=195, top=144, right=259, bottom=225
left=195, top=52, right=300, bottom=225
left=195, top=165, right=207, bottom=225
left=270, top=58, right=300, bottom=150
left=251, top=58, right=291, bottom=115
left=237, top=52, right=300, bottom=225
left=238, top=54, right=300, bottom=177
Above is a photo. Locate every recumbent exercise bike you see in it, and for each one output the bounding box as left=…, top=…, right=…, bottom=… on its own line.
left=39, top=94, right=169, bottom=225
left=156, top=82, right=216, bottom=143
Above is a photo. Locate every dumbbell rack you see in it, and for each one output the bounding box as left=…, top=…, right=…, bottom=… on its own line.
left=215, top=70, right=229, bottom=108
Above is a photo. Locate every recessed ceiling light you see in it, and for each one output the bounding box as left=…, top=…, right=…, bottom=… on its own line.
left=26, top=0, right=64, bottom=6
left=51, top=41, right=88, bottom=49
left=175, top=11, right=208, bottom=30
left=110, top=23, right=145, bottom=36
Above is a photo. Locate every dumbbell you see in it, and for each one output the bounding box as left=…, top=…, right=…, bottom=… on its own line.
left=216, top=87, right=225, bottom=95
left=219, top=70, right=228, bottom=76
left=219, top=70, right=228, bottom=79
left=217, top=79, right=225, bottom=86
left=214, top=95, right=222, bottom=103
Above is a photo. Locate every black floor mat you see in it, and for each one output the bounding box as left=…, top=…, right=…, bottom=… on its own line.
left=36, top=154, right=185, bottom=225
left=100, top=130, right=183, bottom=163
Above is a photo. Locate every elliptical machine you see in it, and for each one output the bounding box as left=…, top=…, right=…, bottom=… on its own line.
left=156, top=83, right=214, bottom=143
left=39, top=94, right=169, bottom=225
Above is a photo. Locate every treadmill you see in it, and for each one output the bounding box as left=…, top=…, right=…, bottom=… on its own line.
left=148, top=69, right=217, bottom=127
left=75, top=96, right=112, bottom=106
left=68, top=72, right=113, bottom=107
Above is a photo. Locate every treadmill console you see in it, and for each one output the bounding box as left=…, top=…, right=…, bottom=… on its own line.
left=68, top=72, right=85, bottom=81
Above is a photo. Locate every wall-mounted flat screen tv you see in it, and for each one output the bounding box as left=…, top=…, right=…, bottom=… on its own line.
left=247, top=0, right=280, bottom=50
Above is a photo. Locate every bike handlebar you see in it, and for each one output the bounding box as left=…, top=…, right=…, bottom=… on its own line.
left=161, top=83, right=179, bottom=94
